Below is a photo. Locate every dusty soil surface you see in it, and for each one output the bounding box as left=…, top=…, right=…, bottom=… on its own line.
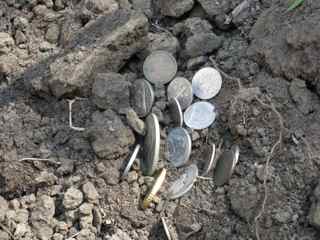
left=0, top=0, right=320, bottom=239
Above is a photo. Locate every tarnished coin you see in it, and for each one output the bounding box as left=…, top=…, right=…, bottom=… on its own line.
left=169, top=97, right=183, bottom=127
left=143, top=51, right=177, bottom=85
left=167, top=77, right=193, bottom=109
left=184, top=101, right=216, bottom=130
left=192, top=67, right=222, bottom=99
left=131, top=79, right=155, bottom=117
left=166, top=128, right=191, bottom=168
left=161, top=217, right=172, bottom=240
left=201, top=143, right=216, bottom=176
left=141, top=113, right=160, bottom=176
left=213, top=145, right=240, bottom=186
left=122, top=144, right=140, bottom=178
left=167, top=164, right=198, bottom=200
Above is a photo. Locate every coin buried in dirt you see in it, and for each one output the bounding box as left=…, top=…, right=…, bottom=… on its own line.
left=184, top=101, right=216, bottom=130
left=143, top=51, right=177, bottom=85
left=213, top=145, right=240, bottom=186
left=131, top=79, right=155, bottom=117
left=141, top=113, right=160, bottom=176
left=167, top=164, right=198, bottom=200
left=167, top=77, right=193, bottom=110
left=166, top=127, right=191, bottom=168
left=192, top=67, right=222, bottom=99
left=169, top=97, right=183, bottom=127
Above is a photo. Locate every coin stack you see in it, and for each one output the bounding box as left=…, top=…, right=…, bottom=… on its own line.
left=123, top=50, right=239, bottom=208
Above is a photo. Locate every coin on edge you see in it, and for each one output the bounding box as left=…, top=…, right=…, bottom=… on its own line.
left=184, top=101, right=216, bottom=130
left=166, top=127, right=191, bottom=168
left=201, top=143, right=216, bottom=176
left=167, top=77, right=193, bottom=110
left=161, top=217, right=172, bottom=240
left=192, top=67, right=222, bottom=99
left=141, top=113, right=160, bottom=176
left=169, top=97, right=183, bottom=127
left=143, top=51, right=178, bottom=85
left=142, top=168, right=166, bottom=209
left=131, top=79, right=155, bottom=117
left=122, top=144, right=140, bottom=178
left=167, top=164, right=198, bottom=200
left=213, top=145, right=240, bottom=186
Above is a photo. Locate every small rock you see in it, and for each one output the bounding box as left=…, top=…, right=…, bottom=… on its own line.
left=105, top=228, right=132, bottom=240
left=155, top=101, right=167, bottom=111
left=52, top=233, right=64, bottom=240
left=45, top=23, right=60, bottom=44
left=131, top=0, right=153, bottom=18
left=185, top=33, right=222, bottom=57
left=76, top=229, right=96, bottom=240
left=63, top=187, right=84, bottom=210
left=54, top=0, right=65, bottom=10
left=187, top=56, right=207, bottom=70
left=152, top=106, right=164, bottom=123
left=56, top=159, right=75, bottom=176
left=127, top=171, right=138, bottom=183
left=143, top=176, right=154, bottom=188
left=309, top=202, right=320, bottom=229
left=160, top=0, right=194, bottom=18
left=183, top=17, right=213, bottom=36
left=13, top=17, right=29, bottom=31
left=0, top=32, right=14, bottom=54
left=197, top=0, right=226, bottom=18
left=126, top=108, right=146, bottom=136
left=82, top=182, right=99, bottom=203
left=9, top=199, right=20, bottom=210
left=43, top=0, right=54, bottom=8
left=92, top=73, right=131, bottom=113
left=14, top=223, right=31, bottom=239
left=0, top=196, right=8, bottom=222
left=88, top=110, right=135, bottom=159
left=35, top=171, right=57, bottom=185
left=102, top=166, right=120, bottom=186
left=274, top=208, right=291, bottom=223
left=79, top=203, right=94, bottom=215
left=81, top=0, right=119, bottom=14
left=39, top=41, right=55, bottom=52
left=0, top=231, right=10, bottom=240
left=235, top=124, right=248, bottom=136
left=55, top=221, right=69, bottom=235
left=256, top=164, right=274, bottom=182
left=65, top=210, right=79, bottom=226
left=80, top=214, right=94, bottom=229
left=15, top=209, right=29, bottom=223
left=15, top=30, right=27, bottom=45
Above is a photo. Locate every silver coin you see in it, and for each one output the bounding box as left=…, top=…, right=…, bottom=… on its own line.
left=213, top=145, right=240, bottom=186
left=142, top=113, right=160, bottom=176
left=122, top=144, right=140, bottom=178
left=192, top=67, right=222, bottom=99
left=143, top=51, right=178, bottom=85
left=166, top=128, right=191, bottom=168
left=169, top=97, right=183, bottom=127
left=167, top=77, right=193, bottom=110
left=184, top=101, right=216, bottom=130
left=201, top=143, right=216, bottom=176
left=131, top=79, right=155, bottom=117
left=161, top=217, right=172, bottom=240
left=167, top=164, right=198, bottom=200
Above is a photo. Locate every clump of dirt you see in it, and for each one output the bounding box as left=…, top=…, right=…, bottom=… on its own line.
left=0, top=0, right=320, bottom=240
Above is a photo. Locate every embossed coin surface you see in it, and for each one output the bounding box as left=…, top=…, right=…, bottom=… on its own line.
left=142, top=114, right=160, bottom=176
left=167, top=164, right=198, bottom=200
left=143, top=51, right=177, bottom=85
left=192, top=67, right=222, bottom=99
left=166, top=128, right=191, bottom=168
left=122, top=144, right=140, bottom=178
left=167, top=77, right=193, bottom=109
left=131, top=79, right=155, bottom=117
left=213, top=145, right=240, bottom=186
left=184, top=101, right=216, bottom=130
left=169, top=97, right=183, bottom=127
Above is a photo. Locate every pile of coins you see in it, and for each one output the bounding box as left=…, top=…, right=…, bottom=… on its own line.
left=123, top=50, right=240, bottom=209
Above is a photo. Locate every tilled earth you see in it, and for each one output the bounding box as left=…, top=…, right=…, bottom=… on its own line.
left=0, top=0, right=320, bottom=240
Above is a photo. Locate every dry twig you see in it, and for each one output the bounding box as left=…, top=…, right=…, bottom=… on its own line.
left=18, top=157, right=61, bottom=165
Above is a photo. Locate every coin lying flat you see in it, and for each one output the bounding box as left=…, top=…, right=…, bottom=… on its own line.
left=213, top=145, right=240, bottom=186
left=167, top=164, right=198, bottom=200
left=201, top=143, right=216, bottom=176
left=131, top=79, right=155, bottom=117
left=166, top=128, right=191, bottom=168
left=192, top=67, right=222, bottom=99
left=169, top=97, right=183, bottom=127
left=141, top=113, right=160, bottom=176
left=184, top=101, right=216, bottom=130
left=122, top=144, right=140, bottom=178
left=167, top=77, right=193, bottom=110
left=143, top=51, right=177, bottom=85
left=161, top=217, right=172, bottom=240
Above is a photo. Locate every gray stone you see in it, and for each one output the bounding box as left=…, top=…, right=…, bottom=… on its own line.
left=126, top=108, right=146, bottom=136
left=79, top=203, right=93, bottom=215
left=82, top=182, right=100, bottom=203
left=54, top=0, right=65, bottom=10
left=187, top=56, right=207, bottom=70
left=88, top=110, right=135, bottom=159
left=35, top=171, right=58, bottom=185
left=0, top=196, right=8, bottom=222
left=15, top=209, right=29, bottom=223
left=65, top=209, right=79, bottom=226
left=0, top=230, right=10, bottom=240
left=55, top=221, right=68, bottom=235
left=13, top=17, right=29, bottom=31
left=309, top=202, right=320, bottom=229
left=185, top=33, right=222, bottom=57
left=15, top=30, right=27, bottom=45
left=52, top=233, right=64, bottom=240
left=131, top=0, right=153, bottom=18
left=92, top=73, right=131, bottom=113
left=63, top=187, right=84, bottom=209
left=45, top=23, right=60, bottom=44
left=14, top=223, right=32, bottom=239
left=105, top=228, right=132, bottom=240
left=0, top=32, right=14, bottom=54
left=183, top=17, right=213, bottom=36
left=197, top=0, right=231, bottom=18
left=81, top=0, right=119, bottom=14
left=77, top=229, right=96, bottom=240
left=26, top=9, right=148, bottom=98
left=159, top=0, right=194, bottom=18
left=102, top=165, right=120, bottom=186
left=127, top=171, right=138, bottom=183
